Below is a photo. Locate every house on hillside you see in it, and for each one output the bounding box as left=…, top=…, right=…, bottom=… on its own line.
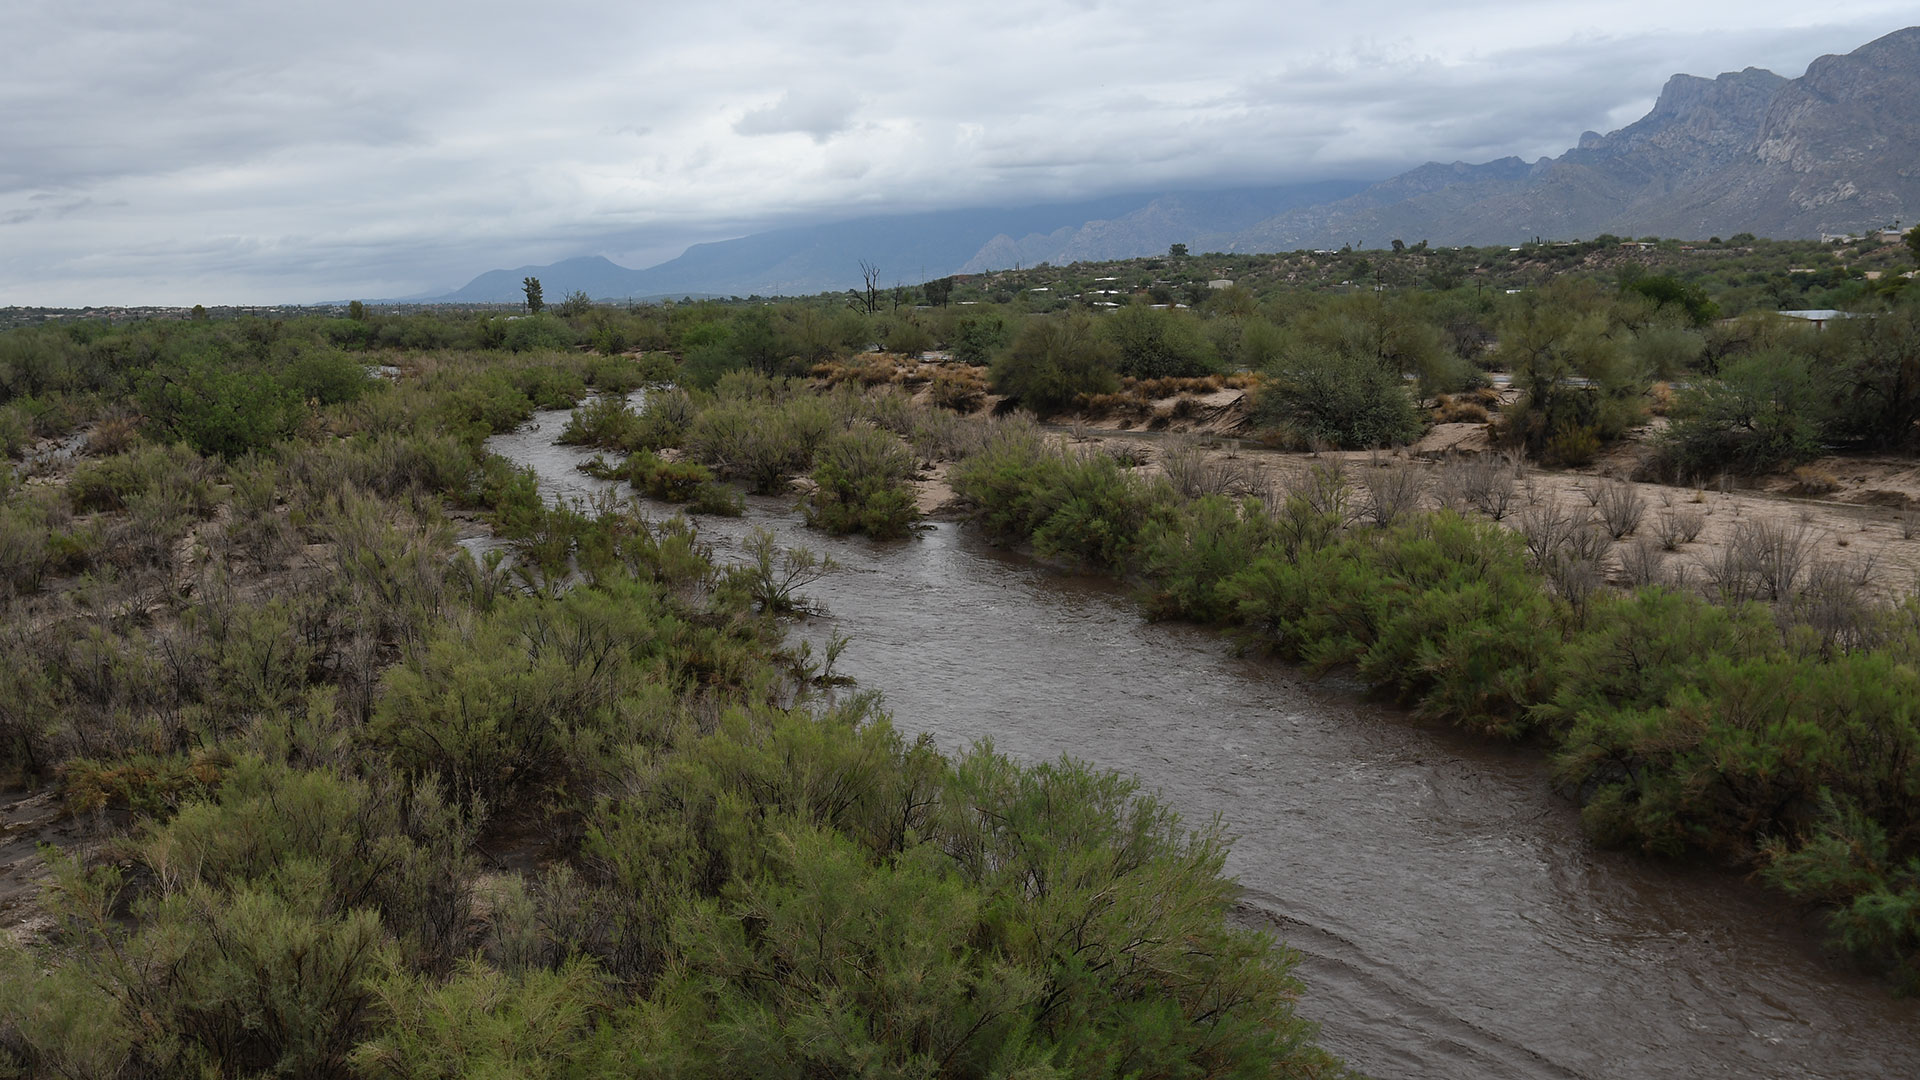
left=1776, top=309, right=1866, bottom=330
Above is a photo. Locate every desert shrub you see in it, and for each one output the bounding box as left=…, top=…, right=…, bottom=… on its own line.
left=0, top=404, right=28, bottom=458
left=804, top=426, right=920, bottom=539
left=1544, top=422, right=1601, bottom=467
left=502, top=314, right=576, bottom=353
left=1652, top=349, right=1825, bottom=478
left=558, top=394, right=643, bottom=450
left=728, top=528, right=837, bottom=616
left=1159, top=436, right=1255, bottom=499
left=85, top=412, right=142, bottom=456
left=686, top=395, right=835, bottom=495
left=1359, top=461, right=1426, bottom=526
left=687, top=480, right=745, bottom=516
left=1431, top=395, right=1490, bottom=424
left=0, top=489, right=66, bottom=596
left=431, top=371, right=538, bottom=439
left=928, top=366, right=986, bottom=412
left=285, top=347, right=373, bottom=406
left=1223, top=511, right=1558, bottom=736
left=988, top=312, right=1119, bottom=416
left=1254, top=347, right=1422, bottom=449
left=371, top=579, right=675, bottom=806
left=67, top=442, right=216, bottom=515
left=139, top=359, right=299, bottom=458
left=1556, top=650, right=1920, bottom=864
left=1137, top=494, right=1279, bottom=622
left=1595, top=478, right=1645, bottom=539
left=1655, top=504, right=1705, bottom=549
left=950, top=310, right=1012, bottom=365
left=622, top=450, right=715, bottom=502
left=1102, top=302, right=1219, bottom=378
left=1431, top=452, right=1515, bottom=519
left=504, top=361, right=589, bottom=410
left=880, top=316, right=935, bottom=356
left=626, top=387, right=696, bottom=451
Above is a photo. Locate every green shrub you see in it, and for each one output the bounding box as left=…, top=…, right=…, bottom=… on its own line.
left=1103, top=302, right=1219, bottom=378
left=1137, top=494, right=1279, bottom=622
left=623, top=450, right=715, bottom=502
left=502, top=314, right=576, bottom=353
left=285, top=347, right=373, bottom=406
left=688, top=480, right=744, bottom=516
left=1223, top=512, right=1557, bottom=735
left=67, top=442, right=215, bottom=514
left=139, top=360, right=298, bottom=458
left=351, top=958, right=609, bottom=1077
left=951, top=311, right=1012, bottom=365
left=0, top=404, right=28, bottom=458
left=950, top=425, right=1172, bottom=570
left=559, top=394, right=643, bottom=450
left=1555, top=650, right=1920, bottom=862
left=1763, top=796, right=1920, bottom=993
left=1651, top=349, right=1825, bottom=478
left=1255, top=348, right=1422, bottom=449
left=686, top=396, right=835, bottom=495
left=989, top=312, right=1119, bottom=416
left=804, top=426, right=920, bottom=538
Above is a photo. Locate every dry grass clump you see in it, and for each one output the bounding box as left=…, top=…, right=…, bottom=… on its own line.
left=1595, top=478, right=1646, bottom=539
left=1787, top=465, right=1841, bottom=496
left=1429, top=394, right=1491, bottom=424
left=810, top=356, right=902, bottom=388
left=1360, top=461, right=1426, bottom=527
left=85, top=413, right=143, bottom=457
left=1654, top=505, right=1706, bottom=549
left=1077, top=392, right=1147, bottom=418
left=927, top=367, right=986, bottom=413
left=1123, top=375, right=1227, bottom=399
left=1433, top=452, right=1516, bottom=519
left=1160, top=436, right=1256, bottom=498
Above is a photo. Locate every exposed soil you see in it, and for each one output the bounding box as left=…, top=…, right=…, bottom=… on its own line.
left=0, top=788, right=93, bottom=947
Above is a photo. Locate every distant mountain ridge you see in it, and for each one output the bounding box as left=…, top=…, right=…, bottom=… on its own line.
left=1226, top=26, right=1920, bottom=250
left=422, top=183, right=1368, bottom=303
left=420, top=26, right=1919, bottom=303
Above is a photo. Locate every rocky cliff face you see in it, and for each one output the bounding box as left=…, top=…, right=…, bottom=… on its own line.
left=1230, top=27, right=1919, bottom=249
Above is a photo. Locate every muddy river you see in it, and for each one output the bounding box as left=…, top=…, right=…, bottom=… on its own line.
left=488, top=405, right=1919, bottom=1079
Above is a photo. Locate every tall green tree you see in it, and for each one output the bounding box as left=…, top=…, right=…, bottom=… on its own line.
left=522, top=276, right=544, bottom=315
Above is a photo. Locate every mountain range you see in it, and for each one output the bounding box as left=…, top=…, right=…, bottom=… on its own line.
left=422, top=26, right=1920, bottom=303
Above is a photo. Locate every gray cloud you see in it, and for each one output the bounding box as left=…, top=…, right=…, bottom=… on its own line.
left=734, top=90, right=861, bottom=143
left=2, top=1, right=1915, bottom=304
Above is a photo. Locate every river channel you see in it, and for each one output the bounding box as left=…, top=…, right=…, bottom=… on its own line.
left=487, top=404, right=1919, bottom=1080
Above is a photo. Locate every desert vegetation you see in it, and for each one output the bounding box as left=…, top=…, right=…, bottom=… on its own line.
left=4, top=224, right=1920, bottom=1075
left=0, top=318, right=1346, bottom=1078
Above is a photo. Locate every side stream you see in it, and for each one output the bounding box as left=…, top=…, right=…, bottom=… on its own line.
left=488, top=405, right=1920, bottom=1080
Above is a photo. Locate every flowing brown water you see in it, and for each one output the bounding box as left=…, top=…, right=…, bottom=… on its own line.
left=490, top=406, right=1919, bottom=1079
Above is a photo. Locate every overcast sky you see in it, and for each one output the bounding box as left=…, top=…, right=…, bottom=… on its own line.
left=4, top=1, right=1915, bottom=305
